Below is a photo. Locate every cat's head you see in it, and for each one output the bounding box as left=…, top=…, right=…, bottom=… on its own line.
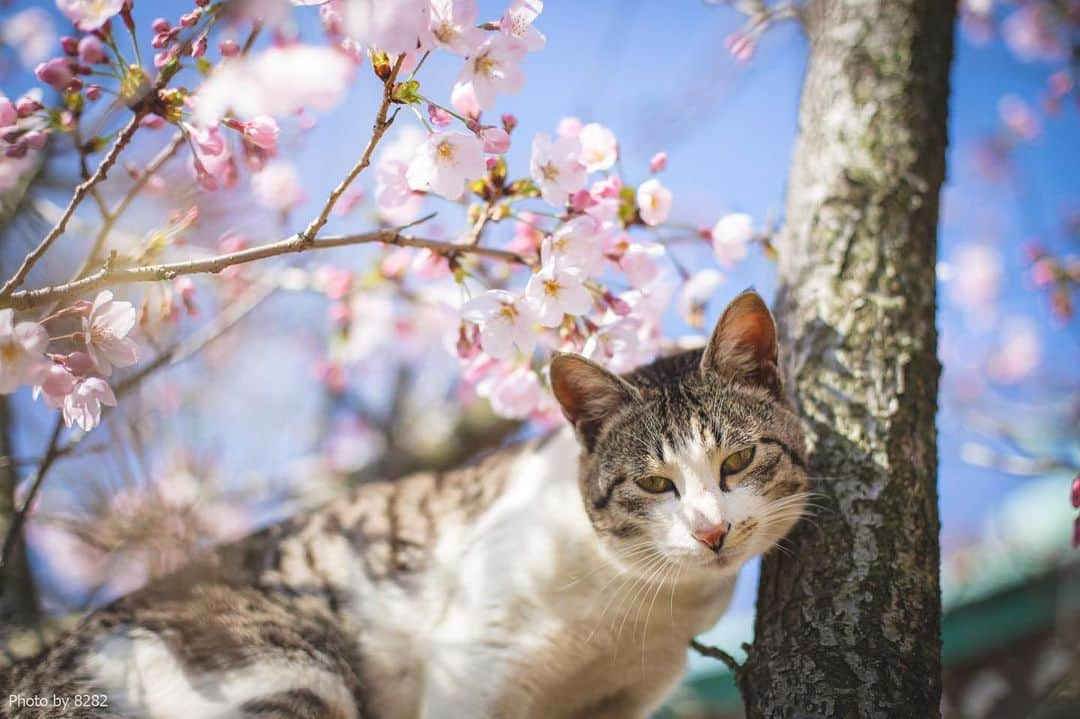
left=551, top=290, right=807, bottom=577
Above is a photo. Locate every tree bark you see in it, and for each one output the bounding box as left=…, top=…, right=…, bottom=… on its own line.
left=739, top=1, right=954, bottom=717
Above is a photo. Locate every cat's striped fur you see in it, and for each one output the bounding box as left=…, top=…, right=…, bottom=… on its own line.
left=2, top=291, right=808, bottom=718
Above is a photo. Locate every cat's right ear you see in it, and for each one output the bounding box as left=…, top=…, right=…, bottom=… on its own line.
left=550, top=353, right=639, bottom=448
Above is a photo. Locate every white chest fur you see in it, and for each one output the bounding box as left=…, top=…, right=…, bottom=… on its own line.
left=362, top=428, right=738, bottom=719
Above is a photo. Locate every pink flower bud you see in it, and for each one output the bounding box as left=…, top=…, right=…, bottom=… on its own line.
left=500, top=113, right=518, bottom=133
left=78, top=36, right=107, bottom=64
left=0, top=98, right=15, bottom=128
left=219, top=39, right=240, bottom=57
left=1031, top=258, right=1056, bottom=287
left=86, top=85, right=102, bottom=101
left=1071, top=474, right=1080, bottom=509
left=569, top=189, right=596, bottom=213
left=427, top=103, right=452, bottom=127
left=649, top=151, right=668, bottom=173
left=63, top=350, right=95, bottom=374
left=480, top=127, right=511, bottom=154
left=35, top=58, right=75, bottom=90
left=485, top=157, right=499, bottom=170
left=5, top=142, right=27, bottom=159
left=68, top=78, right=83, bottom=92
left=61, top=36, right=79, bottom=55
left=15, top=97, right=42, bottom=117
left=242, top=115, right=279, bottom=150
left=152, top=17, right=170, bottom=33
left=605, top=292, right=632, bottom=316
left=180, top=11, right=199, bottom=28
left=151, top=32, right=169, bottom=49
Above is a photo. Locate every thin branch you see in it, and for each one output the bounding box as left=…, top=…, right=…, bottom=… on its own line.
left=690, top=638, right=744, bottom=678
left=299, top=54, right=406, bottom=244
left=0, top=215, right=533, bottom=311
left=0, top=417, right=64, bottom=598
left=0, top=112, right=146, bottom=299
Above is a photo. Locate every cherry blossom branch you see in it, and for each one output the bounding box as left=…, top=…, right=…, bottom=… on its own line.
left=0, top=215, right=533, bottom=310
left=299, top=54, right=406, bottom=244
left=0, top=112, right=146, bottom=299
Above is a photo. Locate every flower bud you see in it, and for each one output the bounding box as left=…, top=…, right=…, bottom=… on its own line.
left=61, top=36, right=79, bottom=55
left=152, top=17, right=171, bottom=33
left=219, top=40, right=240, bottom=57
left=78, top=36, right=107, bottom=64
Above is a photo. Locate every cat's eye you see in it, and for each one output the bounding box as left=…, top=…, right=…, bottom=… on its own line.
left=721, top=447, right=756, bottom=477
left=635, top=475, right=675, bottom=494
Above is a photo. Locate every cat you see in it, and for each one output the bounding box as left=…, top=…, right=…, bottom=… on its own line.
left=1, top=290, right=808, bottom=719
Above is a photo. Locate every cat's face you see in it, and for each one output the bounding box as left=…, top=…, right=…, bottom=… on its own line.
left=551, top=291, right=808, bottom=578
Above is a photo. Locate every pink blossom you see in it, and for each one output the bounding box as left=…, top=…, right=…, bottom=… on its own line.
left=429, top=0, right=484, bottom=55
left=454, top=35, right=527, bottom=110
left=462, top=290, right=539, bottom=359
left=501, top=0, right=546, bottom=52
left=578, top=123, right=617, bottom=172
left=620, top=243, right=665, bottom=288
left=0, top=97, right=16, bottom=128
left=583, top=317, right=647, bottom=374
left=376, top=159, right=416, bottom=211
left=480, top=126, right=511, bottom=154
left=82, top=290, right=138, bottom=377
left=345, top=0, right=432, bottom=55
left=948, top=244, right=1002, bottom=310
left=189, top=124, right=225, bottom=156
left=34, top=57, right=74, bottom=90
left=0, top=309, right=47, bottom=393
left=987, top=316, right=1041, bottom=383
left=636, top=178, right=672, bottom=226
left=557, top=116, right=583, bottom=138
left=546, top=215, right=607, bottom=276
left=190, top=133, right=237, bottom=191
left=252, top=161, right=305, bottom=211
left=725, top=31, right=755, bottom=63
left=0, top=8, right=55, bottom=67
left=451, top=82, right=481, bottom=119
left=428, top=103, right=453, bottom=127
left=62, top=377, right=117, bottom=431
left=33, top=363, right=76, bottom=410
left=711, top=213, right=753, bottom=268
left=998, top=95, right=1040, bottom=141
left=406, top=131, right=485, bottom=200
left=242, top=115, right=280, bottom=150
left=77, top=35, right=106, bottom=64
left=193, top=45, right=354, bottom=126
left=677, top=269, right=725, bottom=328
left=487, top=367, right=543, bottom=419
left=569, top=189, right=596, bottom=214
left=530, top=132, right=586, bottom=207
left=526, top=255, right=592, bottom=327
left=509, top=212, right=545, bottom=254
left=649, top=151, right=668, bottom=173
left=1002, top=5, right=1068, bottom=62
left=57, top=0, right=124, bottom=32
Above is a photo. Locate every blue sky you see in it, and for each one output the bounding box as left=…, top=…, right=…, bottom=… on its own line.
left=2, top=0, right=1077, bottom=611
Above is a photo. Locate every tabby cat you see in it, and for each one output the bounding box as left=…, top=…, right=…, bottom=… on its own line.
left=2, top=290, right=808, bottom=718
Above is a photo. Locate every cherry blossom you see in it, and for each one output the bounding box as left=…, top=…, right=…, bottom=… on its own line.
left=0, top=97, right=16, bottom=128
left=406, top=131, right=485, bottom=200
left=711, top=213, right=753, bottom=268
left=194, top=45, right=355, bottom=126
left=578, top=123, right=617, bottom=173
left=678, top=269, right=725, bottom=328
left=0, top=8, right=55, bottom=67
left=56, top=0, right=124, bottom=32
left=35, top=58, right=75, bottom=90
left=429, top=0, right=485, bottom=56
left=490, top=367, right=544, bottom=418
left=252, top=161, right=306, bottom=211
left=557, top=116, right=583, bottom=138
left=375, top=127, right=426, bottom=224
left=480, top=127, right=512, bottom=154
left=63, top=377, right=117, bottom=431
left=948, top=244, right=1002, bottom=312
left=620, top=243, right=665, bottom=288
left=451, top=82, right=482, bottom=119
left=241, top=115, right=280, bottom=150
left=525, top=256, right=593, bottom=327
left=637, top=178, right=672, bottom=226
left=83, top=291, right=138, bottom=377
left=454, top=35, right=527, bottom=110
left=33, top=363, right=77, bottom=410
left=501, top=0, right=546, bottom=52
left=649, top=151, right=668, bottom=173
left=546, top=215, right=608, bottom=276
left=77, top=35, right=106, bottom=64
left=345, top=0, right=433, bottom=55
left=462, top=290, right=539, bottom=359
left=583, top=317, right=648, bottom=374
left=0, top=309, right=47, bottom=393
left=530, top=132, right=587, bottom=207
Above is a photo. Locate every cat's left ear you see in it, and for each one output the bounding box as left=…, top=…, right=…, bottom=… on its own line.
left=550, top=353, right=640, bottom=449
left=700, top=290, right=782, bottom=396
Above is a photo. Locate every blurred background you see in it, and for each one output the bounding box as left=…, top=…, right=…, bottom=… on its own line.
left=0, top=1, right=1077, bottom=717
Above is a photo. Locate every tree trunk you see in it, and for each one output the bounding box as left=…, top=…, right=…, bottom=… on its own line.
left=739, top=1, right=954, bottom=717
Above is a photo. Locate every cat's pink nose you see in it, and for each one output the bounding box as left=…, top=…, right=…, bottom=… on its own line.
left=692, top=521, right=730, bottom=551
